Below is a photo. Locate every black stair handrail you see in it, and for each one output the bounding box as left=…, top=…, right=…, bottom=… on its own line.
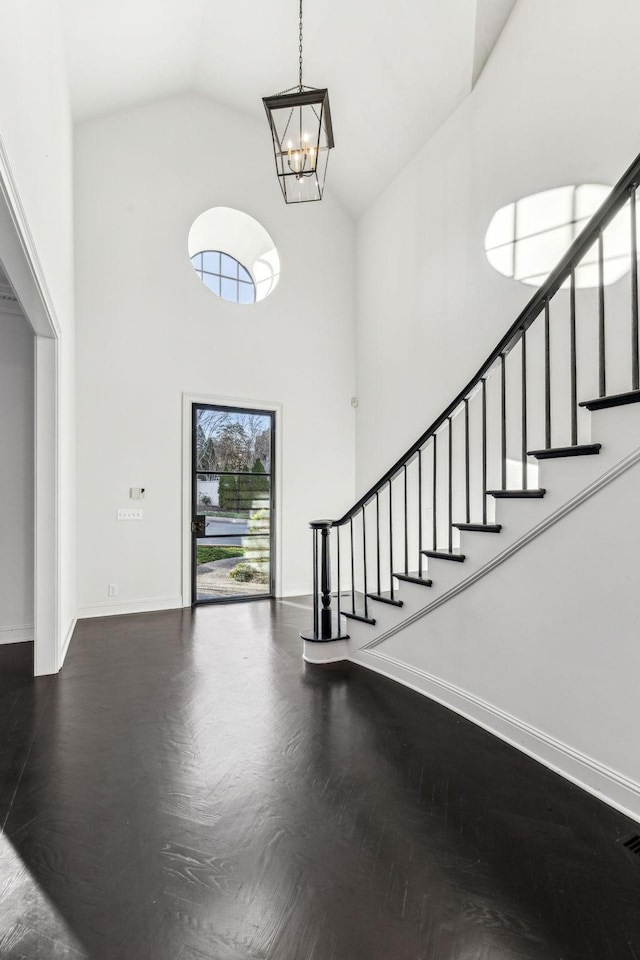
left=332, top=149, right=640, bottom=527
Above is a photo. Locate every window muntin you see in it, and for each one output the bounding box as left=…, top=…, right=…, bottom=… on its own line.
left=188, top=207, right=280, bottom=303
left=191, top=250, right=256, bottom=304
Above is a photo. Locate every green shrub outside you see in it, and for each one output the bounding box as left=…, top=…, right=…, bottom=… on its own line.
left=196, top=545, right=244, bottom=565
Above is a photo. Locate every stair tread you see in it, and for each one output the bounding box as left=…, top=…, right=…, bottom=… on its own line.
left=453, top=523, right=502, bottom=533
left=422, top=550, right=466, bottom=562
left=579, top=389, right=640, bottom=411
left=393, top=571, right=433, bottom=587
left=486, top=489, right=546, bottom=498
left=528, top=443, right=601, bottom=459
left=341, top=610, right=376, bottom=626
left=366, top=592, right=404, bottom=608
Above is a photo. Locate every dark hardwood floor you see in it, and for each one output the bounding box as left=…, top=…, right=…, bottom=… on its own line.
left=0, top=599, right=639, bottom=960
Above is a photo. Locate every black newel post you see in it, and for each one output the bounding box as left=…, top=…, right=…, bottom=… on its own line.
left=301, top=520, right=348, bottom=643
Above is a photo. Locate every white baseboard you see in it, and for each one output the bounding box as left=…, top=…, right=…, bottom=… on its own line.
left=0, top=624, right=34, bottom=644
left=77, top=595, right=184, bottom=619
left=352, top=648, right=640, bottom=825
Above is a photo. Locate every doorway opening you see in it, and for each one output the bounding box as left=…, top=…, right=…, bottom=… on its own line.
left=0, top=178, right=60, bottom=676
left=191, top=403, right=275, bottom=603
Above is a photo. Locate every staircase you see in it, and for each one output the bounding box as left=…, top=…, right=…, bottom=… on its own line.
left=303, top=148, right=640, bottom=652
left=301, top=150, right=640, bottom=817
left=340, top=399, right=640, bottom=652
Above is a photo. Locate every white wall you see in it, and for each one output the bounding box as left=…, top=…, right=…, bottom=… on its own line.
left=348, top=0, right=640, bottom=822
left=0, top=313, right=33, bottom=644
left=355, top=0, right=640, bottom=492
left=0, top=0, right=76, bottom=670
left=74, top=94, right=356, bottom=614
left=356, top=446, right=640, bottom=821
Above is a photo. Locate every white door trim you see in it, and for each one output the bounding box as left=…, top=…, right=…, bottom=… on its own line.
left=34, top=337, right=59, bottom=674
left=0, top=133, right=62, bottom=675
left=181, top=393, right=283, bottom=606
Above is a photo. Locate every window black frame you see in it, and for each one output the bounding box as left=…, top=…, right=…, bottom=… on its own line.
left=191, top=402, right=275, bottom=605
left=191, top=250, right=256, bottom=304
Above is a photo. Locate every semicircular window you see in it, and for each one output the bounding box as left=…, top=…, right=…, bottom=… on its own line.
left=484, top=184, right=631, bottom=289
left=188, top=207, right=280, bottom=305
left=191, top=251, right=256, bottom=305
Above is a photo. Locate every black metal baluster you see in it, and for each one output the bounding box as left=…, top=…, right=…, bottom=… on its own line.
left=464, top=398, right=470, bottom=523
left=544, top=298, right=551, bottom=449
left=388, top=479, right=394, bottom=600
left=403, top=465, right=408, bottom=575
left=598, top=231, right=606, bottom=397
left=312, top=527, right=318, bottom=638
left=501, top=354, right=507, bottom=488
left=521, top=329, right=528, bottom=490
left=432, top=434, right=437, bottom=550
left=336, top=525, right=341, bottom=629
left=319, top=524, right=332, bottom=639
left=349, top=517, right=355, bottom=615
left=448, top=416, right=453, bottom=553
left=570, top=266, right=577, bottom=446
left=631, top=188, right=639, bottom=391
left=375, top=492, right=381, bottom=597
left=481, top=379, right=487, bottom=524
left=418, top=449, right=423, bottom=577
left=362, top=506, right=368, bottom=619
left=302, top=521, right=337, bottom=643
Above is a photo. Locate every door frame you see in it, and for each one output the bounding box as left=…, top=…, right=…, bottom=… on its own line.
left=0, top=136, right=62, bottom=675
left=181, top=392, right=283, bottom=606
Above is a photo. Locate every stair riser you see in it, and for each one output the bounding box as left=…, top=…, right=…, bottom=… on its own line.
left=503, top=461, right=540, bottom=492
left=588, top=402, right=640, bottom=452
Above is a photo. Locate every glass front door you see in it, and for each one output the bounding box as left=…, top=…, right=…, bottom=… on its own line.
left=192, top=404, right=274, bottom=603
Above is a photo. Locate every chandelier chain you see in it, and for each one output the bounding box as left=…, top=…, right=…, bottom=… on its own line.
left=299, top=0, right=303, bottom=91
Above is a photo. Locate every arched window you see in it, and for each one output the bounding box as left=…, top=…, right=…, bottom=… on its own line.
left=188, top=207, right=280, bottom=304
left=484, top=184, right=631, bottom=289
left=191, top=251, right=256, bottom=305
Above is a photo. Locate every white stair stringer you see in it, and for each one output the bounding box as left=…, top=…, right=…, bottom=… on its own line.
left=344, top=400, right=640, bottom=822
left=344, top=401, right=640, bottom=654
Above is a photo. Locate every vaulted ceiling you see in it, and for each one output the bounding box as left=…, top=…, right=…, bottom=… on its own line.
left=61, top=0, right=516, bottom=217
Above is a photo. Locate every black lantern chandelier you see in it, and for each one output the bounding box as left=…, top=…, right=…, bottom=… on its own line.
left=262, top=0, right=334, bottom=204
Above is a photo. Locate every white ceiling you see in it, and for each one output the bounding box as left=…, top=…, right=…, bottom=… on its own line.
left=61, top=0, right=515, bottom=217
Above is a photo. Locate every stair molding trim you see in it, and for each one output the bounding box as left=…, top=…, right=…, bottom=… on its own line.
left=355, top=648, right=640, bottom=823
left=361, top=441, right=640, bottom=652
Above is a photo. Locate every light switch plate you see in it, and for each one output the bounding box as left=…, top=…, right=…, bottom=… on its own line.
left=117, top=509, right=143, bottom=521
